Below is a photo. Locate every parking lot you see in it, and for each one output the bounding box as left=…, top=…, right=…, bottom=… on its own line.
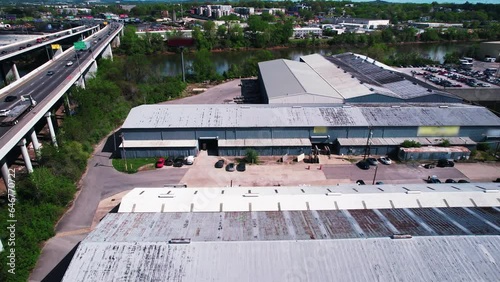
left=161, top=152, right=500, bottom=187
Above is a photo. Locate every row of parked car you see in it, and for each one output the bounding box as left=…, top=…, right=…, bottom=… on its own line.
left=419, top=66, right=496, bottom=88
left=356, top=156, right=392, bottom=170
left=156, top=156, right=194, bottom=168
left=215, top=160, right=246, bottom=172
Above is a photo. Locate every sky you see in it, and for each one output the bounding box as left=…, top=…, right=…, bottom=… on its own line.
left=350, top=0, right=500, bottom=4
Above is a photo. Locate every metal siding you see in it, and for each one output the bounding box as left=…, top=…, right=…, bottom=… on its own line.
left=236, top=128, right=272, bottom=139
left=328, top=128, right=348, bottom=139
left=407, top=94, right=462, bottom=103
left=225, top=129, right=236, bottom=139
left=162, top=129, right=196, bottom=140
left=125, top=129, right=162, bottom=141
left=196, top=129, right=227, bottom=139
left=121, top=148, right=196, bottom=159
left=460, top=126, right=494, bottom=142
left=381, top=127, right=418, bottom=138
left=347, top=128, right=369, bottom=138
left=272, top=128, right=309, bottom=138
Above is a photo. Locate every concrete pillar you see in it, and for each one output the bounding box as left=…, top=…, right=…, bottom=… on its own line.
left=113, top=35, right=121, bottom=48
left=53, top=46, right=63, bottom=58
left=30, top=130, right=41, bottom=159
left=102, top=44, right=113, bottom=61
left=76, top=75, right=86, bottom=89
left=10, top=63, right=20, bottom=81
left=1, top=162, right=12, bottom=190
left=45, top=112, right=58, bottom=148
left=84, top=61, right=98, bottom=80
left=18, top=138, right=33, bottom=173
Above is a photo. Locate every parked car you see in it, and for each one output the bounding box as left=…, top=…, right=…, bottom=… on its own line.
left=437, top=159, right=455, bottom=167
left=237, top=162, right=246, bottom=172
left=366, top=158, right=378, bottom=166
left=356, top=161, right=370, bottom=170
left=445, top=179, right=457, bottom=183
left=356, top=180, right=366, bottom=185
left=155, top=157, right=165, bottom=168
left=427, top=177, right=442, bottom=184
left=226, top=163, right=235, bottom=172
left=493, top=178, right=500, bottom=183
left=423, top=163, right=435, bottom=169
left=378, top=157, right=392, bottom=165
left=185, top=155, right=194, bottom=165
left=457, top=179, right=470, bottom=183
left=173, top=157, right=184, bottom=167
left=214, top=160, right=224, bottom=168
left=165, top=156, right=174, bottom=166
left=4, top=96, right=17, bottom=102
left=375, top=181, right=384, bottom=185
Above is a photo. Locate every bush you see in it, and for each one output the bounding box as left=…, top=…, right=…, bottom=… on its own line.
left=477, top=143, right=490, bottom=151
left=245, top=149, right=259, bottom=164
left=439, top=139, right=451, bottom=147
left=401, top=140, right=422, bottom=148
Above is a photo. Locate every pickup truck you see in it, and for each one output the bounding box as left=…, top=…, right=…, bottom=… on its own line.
left=0, top=95, right=37, bottom=126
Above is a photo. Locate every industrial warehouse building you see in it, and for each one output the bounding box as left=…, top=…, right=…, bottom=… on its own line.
left=118, top=53, right=500, bottom=159
left=119, top=103, right=500, bottom=158
left=61, top=185, right=500, bottom=281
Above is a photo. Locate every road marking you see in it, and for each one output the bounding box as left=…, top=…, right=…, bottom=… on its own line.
left=30, top=82, right=35, bottom=86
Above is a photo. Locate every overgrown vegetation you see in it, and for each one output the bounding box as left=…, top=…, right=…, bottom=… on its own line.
left=0, top=41, right=187, bottom=280
left=401, top=140, right=422, bottom=148
left=438, top=139, right=451, bottom=147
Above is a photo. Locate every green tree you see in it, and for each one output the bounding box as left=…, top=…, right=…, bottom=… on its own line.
left=191, top=49, right=219, bottom=82
left=245, top=148, right=259, bottom=164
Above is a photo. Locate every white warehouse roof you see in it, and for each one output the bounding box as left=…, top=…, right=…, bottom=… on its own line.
left=121, top=104, right=500, bottom=129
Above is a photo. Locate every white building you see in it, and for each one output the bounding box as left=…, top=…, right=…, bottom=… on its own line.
left=293, top=27, right=322, bottom=38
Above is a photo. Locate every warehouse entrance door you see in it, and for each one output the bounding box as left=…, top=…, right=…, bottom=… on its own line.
left=199, top=137, right=219, bottom=156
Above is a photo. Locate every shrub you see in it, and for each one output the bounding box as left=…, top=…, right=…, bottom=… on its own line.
left=401, top=140, right=421, bottom=148
left=245, top=149, right=259, bottom=164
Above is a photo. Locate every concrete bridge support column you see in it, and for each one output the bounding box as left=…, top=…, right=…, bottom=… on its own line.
left=18, top=138, right=33, bottom=173
left=76, top=75, right=86, bottom=89
left=10, top=63, right=20, bottom=81
left=84, top=61, right=98, bottom=81
left=102, top=44, right=113, bottom=61
left=53, top=47, right=64, bottom=59
left=1, top=162, right=12, bottom=189
left=30, top=130, right=42, bottom=160
left=45, top=112, right=58, bottom=148
left=112, top=36, right=121, bottom=48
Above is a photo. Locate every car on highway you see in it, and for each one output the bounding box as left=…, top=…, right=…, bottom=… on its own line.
left=155, top=157, right=165, bottom=168
left=356, top=160, right=370, bottom=170
left=18, top=46, right=25, bottom=50
left=366, top=158, right=378, bottom=166
left=0, top=109, right=11, bottom=116
left=437, top=159, right=455, bottom=167
left=237, top=162, right=246, bottom=172
left=226, top=163, right=235, bottom=172
left=173, top=157, right=184, bottom=167
left=47, top=71, right=55, bottom=76
left=66, top=61, right=74, bottom=67
left=378, top=157, right=392, bottom=165
left=215, top=160, right=225, bottom=168
left=4, top=96, right=17, bottom=102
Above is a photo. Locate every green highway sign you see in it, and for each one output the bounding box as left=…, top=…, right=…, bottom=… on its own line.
left=74, top=41, right=86, bottom=50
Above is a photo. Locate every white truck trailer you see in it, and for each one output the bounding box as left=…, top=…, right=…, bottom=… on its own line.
left=0, top=95, right=37, bottom=126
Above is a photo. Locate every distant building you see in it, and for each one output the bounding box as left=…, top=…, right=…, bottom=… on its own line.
left=234, top=7, right=254, bottom=16
left=293, top=27, right=322, bottom=38
left=323, top=17, right=390, bottom=29
left=261, top=8, right=285, bottom=15
left=409, top=22, right=463, bottom=29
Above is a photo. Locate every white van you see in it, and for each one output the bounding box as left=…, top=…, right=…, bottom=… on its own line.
left=185, top=156, right=195, bottom=165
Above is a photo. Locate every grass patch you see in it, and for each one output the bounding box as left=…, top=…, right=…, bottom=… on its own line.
left=112, top=158, right=157, bottom=173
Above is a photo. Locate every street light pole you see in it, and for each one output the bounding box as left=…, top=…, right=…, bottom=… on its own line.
left=120, top=134, right=128, bottom=171
left=364, top=127, right=373, bottom=160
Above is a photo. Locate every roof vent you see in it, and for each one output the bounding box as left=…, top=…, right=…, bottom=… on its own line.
left=240, top=106, right=250, bottom=109
left=158, top=194, right=175, bottom=198
left=360, top=81, right=364, bottom=84
left=406, top=190, right=421, bottom=194
left=326, top=192, right=342, bottom=196
left=391, top=234, right=412, bottom=239
left=351, top=75, right=355, bottom=78
left=243, top=193, right=259, bottom=197
left=342, top=105, right=352, bottom=108
left=439, top=105, right=449, bottom=108
left=427, top=89, right=432, bottom=92
left=169, top=238, right=191, bottom=244
left=391, top=105, right=401, bottom=108
left=292, top=106, right=302, bottom=108
left=344, top=70, right=347, bottom=73
left=413, top=82, right=417, bottom=85
left=484, top=189, right=499, bottom=193
left=369, top=88, right=374, bottom=91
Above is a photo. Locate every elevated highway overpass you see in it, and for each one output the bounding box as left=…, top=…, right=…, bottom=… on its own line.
left=0, top=22, right=123, bottom=187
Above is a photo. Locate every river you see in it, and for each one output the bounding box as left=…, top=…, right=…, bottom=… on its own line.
left=150, top=43, right=471, bottom=77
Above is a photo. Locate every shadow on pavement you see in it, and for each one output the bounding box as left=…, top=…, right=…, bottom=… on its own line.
left=41, top=242, right=81, bottom=282
left=101, top=130, right=121, bottom=156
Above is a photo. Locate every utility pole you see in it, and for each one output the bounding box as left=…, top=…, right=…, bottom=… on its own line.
left=120, top=134, right=128, bottom=171
left=363, top=127, right=373, bottom=160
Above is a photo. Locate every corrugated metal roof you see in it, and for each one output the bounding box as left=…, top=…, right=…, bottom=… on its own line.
left=258, top=59, right=344, bottom=101
left=117, top=185, right=500, bottom=213
left=62, top=235, right=500, bottom=282
left=121, top=104, right=500, bottom=129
